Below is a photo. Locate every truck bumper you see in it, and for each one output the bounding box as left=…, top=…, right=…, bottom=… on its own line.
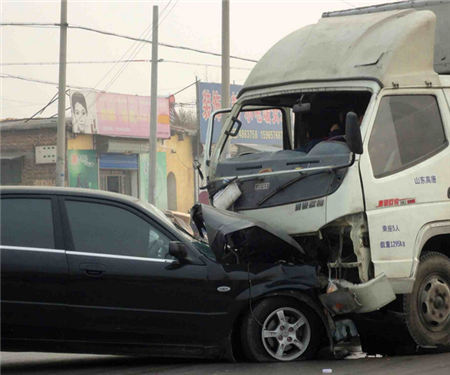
left=320, top=273, right=396, bottom=314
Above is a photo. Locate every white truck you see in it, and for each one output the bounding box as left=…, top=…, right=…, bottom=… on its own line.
left=202, top=0, right=450, bottom=352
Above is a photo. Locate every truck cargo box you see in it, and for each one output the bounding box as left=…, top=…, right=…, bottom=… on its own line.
left=323, top=0, right=450, bottom=74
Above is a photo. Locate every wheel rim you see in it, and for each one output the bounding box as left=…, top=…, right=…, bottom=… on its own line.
left=418, top=274, right=450, bottom=332
left=261, top=307, right=311, bottom=361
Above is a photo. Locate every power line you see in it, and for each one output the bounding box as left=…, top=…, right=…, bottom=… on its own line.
left=165, top=59, right=251, bottom=70
left=0, top=22, right=58, bottom=27
left=0, top=73, right=92, bottom=90
left=0, top=97, right=44, bottom=105
left=24, top=91, right=59, bottom=123
left=90, top=20, right=154, bottom=97
left=1, top=22, right=258, bottom=63
left=1, top=73, right=206, bottom=99
left=171, top=80, right=199, bottom=96
left=0, top=58, right=251, bottom=70
left=68, top=24, right=258, bottom=62
left=94, top=1, right=177, bottom=99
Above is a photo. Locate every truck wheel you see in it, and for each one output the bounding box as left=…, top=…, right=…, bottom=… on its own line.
left=404, top=252, right=450, bottom=347
left=241, top=297, right=321, bottom=362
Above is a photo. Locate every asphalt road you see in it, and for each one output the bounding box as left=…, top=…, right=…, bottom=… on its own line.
left=1, top=352, right=450, bottom=375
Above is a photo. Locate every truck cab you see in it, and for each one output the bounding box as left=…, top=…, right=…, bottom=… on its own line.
left=203, top=2, right=450, bottom=349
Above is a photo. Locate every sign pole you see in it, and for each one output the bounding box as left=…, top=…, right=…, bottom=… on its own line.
left=56, top=0, right=68, bottom=186
left=221, top=0, right=230, bottom=109
left=149, top=5, right=158, bottom=204
left=221, top=0, right=230, bottom=157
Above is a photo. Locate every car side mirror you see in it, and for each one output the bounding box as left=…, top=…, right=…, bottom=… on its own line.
left=169, top=241, right=188, bottom=263
left=345, top=111, right=363, bottom=155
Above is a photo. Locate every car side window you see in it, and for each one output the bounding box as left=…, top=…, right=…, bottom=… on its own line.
left=65, top=200, right=173, bottom=260
left=368, top=95, right=447, bottom=178
left=0, top=198, right=55, bottom=249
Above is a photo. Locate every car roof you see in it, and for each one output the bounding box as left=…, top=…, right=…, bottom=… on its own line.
left=0, top=185, right=138, bottom=203
left=1, top=185, right=179, bottom=231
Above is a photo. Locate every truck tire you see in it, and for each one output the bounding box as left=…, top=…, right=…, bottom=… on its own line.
left=404, top=252, right=450, bottom=347
left=241, top=297, right=321, bottom=362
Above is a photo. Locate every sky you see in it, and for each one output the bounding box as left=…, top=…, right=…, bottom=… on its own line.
left=1, top=0, right=400, bottom=120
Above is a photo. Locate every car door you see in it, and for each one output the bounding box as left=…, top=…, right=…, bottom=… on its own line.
left=0, top=194, right=68, bottom=341
left=359, top=91, right=450, bottom=280
left=61, top=196, right=212, bottom=348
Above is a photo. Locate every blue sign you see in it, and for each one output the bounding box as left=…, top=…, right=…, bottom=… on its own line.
left=99, top=153, right=138, bottom=170
left=197, top=82, right=283, bottom=145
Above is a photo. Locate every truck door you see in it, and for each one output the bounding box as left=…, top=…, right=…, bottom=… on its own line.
left=359, top=90, right=450, bottom=284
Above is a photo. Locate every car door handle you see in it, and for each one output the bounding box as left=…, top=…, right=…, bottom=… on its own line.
left=79, top=263, right=106, bottom=277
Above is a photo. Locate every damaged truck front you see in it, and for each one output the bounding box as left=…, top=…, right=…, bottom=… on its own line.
left=202, top=1, right=450, bottom=353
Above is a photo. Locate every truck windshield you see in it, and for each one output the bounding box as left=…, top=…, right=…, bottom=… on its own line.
left=213, top=91, right=371, bottom=178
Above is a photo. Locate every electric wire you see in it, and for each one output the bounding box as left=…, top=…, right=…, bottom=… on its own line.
left=0, top=22, right=258, bottom=62
left=99, top=0, right=179, bottom=94
left=0, top=59, right=252, bottom=70
left=171, top=79, right=199, bottom=96
left=90, top=21, right=153, bottom=97
left=0, top=73, right=93, bottom=90
left=24, top=91, right=58, bottom=122
left=68, top=24, right=258, bottom=62
left=0, top=73, right=202, bottom=98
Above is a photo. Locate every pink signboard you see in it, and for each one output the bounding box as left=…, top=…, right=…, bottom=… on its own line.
left=70, top=90, right=170, bottom=139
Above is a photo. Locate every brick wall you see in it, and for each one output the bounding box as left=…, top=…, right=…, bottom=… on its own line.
left=0, top=128, right=63, bottom=186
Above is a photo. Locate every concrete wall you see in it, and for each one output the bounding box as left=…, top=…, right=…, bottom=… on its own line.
left=0, top=128, right=58, bottom=186
left=161, top=134, right=195, bottom=214
left=67, top=134, right=93, bottom=150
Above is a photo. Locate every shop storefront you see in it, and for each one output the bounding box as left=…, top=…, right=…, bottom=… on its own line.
left=99, top=153, right=139, bottom=197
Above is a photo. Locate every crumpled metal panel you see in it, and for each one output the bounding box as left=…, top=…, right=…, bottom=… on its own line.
left=191, top=203, right=306, bottom=264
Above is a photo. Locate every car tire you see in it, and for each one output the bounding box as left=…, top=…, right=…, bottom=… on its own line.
left=241, top=297, right=321, bottom=362
left=404, top=252, right=450, bottom=347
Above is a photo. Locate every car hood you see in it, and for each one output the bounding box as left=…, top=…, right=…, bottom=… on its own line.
left=191, top=203, right=305, bottom=264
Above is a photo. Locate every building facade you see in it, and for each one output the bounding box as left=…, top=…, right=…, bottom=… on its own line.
left=0, top=118, right=196, bottom=213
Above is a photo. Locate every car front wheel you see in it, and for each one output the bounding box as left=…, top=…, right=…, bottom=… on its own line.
left=241, top=297, right=321, bottom=362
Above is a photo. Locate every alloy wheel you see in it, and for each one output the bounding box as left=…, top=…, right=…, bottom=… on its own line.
left=261, top=307, right=311, bottom=361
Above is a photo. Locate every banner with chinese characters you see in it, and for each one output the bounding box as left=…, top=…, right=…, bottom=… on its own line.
left=70, top=90, right=170, bottom=139
left=67, top=150, right=99, bottom=189
left=197, top=82, right=282, bottom=145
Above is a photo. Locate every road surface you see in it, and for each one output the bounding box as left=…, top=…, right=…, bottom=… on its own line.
left=1, top=351, right=450, bottom=375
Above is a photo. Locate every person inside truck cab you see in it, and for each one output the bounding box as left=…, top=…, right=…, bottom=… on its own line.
left=328, top=107, right=364, bottom=139
left=295, top=109, right=364, bottom=153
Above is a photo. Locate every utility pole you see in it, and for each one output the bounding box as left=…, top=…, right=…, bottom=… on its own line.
left=221, top=0, right=230, bottom=109
left=148, top=5, right=158, bottom=204
left=56, top=0, right=67, bottom=186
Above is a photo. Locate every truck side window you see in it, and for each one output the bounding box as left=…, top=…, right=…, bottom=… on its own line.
left=368, top=95, right=447, bottom=178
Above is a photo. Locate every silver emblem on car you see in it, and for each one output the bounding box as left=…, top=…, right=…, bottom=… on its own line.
left=217, top=286, right=231, bottom=293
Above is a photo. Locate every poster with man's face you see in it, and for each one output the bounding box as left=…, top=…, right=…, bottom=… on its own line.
left=70, top=90, right=98, bottom=134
